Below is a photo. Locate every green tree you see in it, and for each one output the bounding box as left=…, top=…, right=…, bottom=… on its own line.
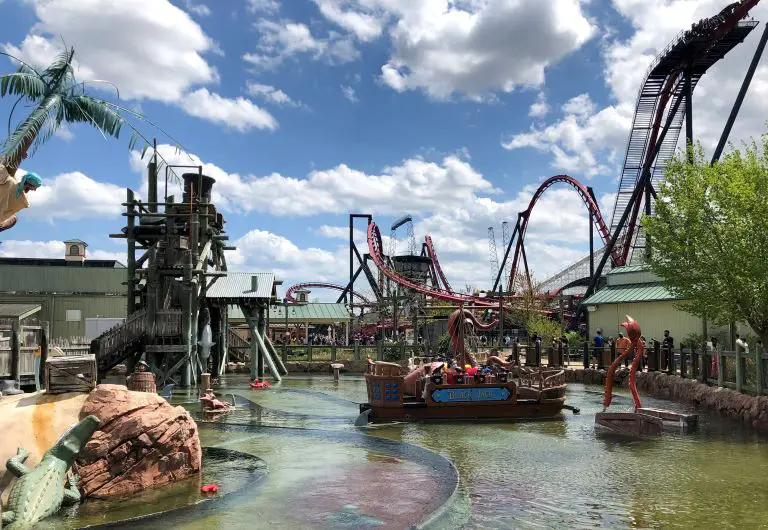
left=644, top=138, right=768, bottom=344
left=525, top=313, right=562, bottom=345
left=1, top=47, right=181, bottom=176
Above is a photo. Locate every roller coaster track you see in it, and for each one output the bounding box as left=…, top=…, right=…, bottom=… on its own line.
left=610, top=0, right=759, bottom=263
left=285, top=282, right=374, bottom=305
left=508, top=1, right=760, bottom=294
left=507, top=175, right=618, bottom=292
left=424, top=235, right=453, bottom=292
left=368, top=221, right=497, bottom=306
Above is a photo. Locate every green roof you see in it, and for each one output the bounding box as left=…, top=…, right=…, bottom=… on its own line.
left=230, top=303, right=351, bottom=323
left=582, top=283, right=679, bottom=305
left=607, top=264, right=650, bottom=275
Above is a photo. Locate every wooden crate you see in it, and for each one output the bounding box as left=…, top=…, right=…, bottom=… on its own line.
left=45, top=355, right=97, bottom=394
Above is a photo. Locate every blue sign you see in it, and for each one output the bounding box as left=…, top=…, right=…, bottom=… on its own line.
left=431, top=386, right=511, bottom=403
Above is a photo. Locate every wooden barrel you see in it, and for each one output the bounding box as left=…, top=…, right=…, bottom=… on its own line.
left=127, top=371, right=157, bottom=393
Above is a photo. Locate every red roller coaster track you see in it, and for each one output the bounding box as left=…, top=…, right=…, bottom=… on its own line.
left=284, top=282, right=374, bottom=305
left=424, top=235, right=453, bottom=292
left=507, top=175, right=619, bottom=292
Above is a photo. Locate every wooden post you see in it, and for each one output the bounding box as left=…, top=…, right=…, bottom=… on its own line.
left=756, top=344, right=764, bottom=396
left=354, top=340, right=360, bottom=361
left=680, top=348, right=687, bottom=379
left=37, top=315, right=53, bottom=388
left=127, top=189, right=137, bottom=315
left=668, top=345, right=675, bottom=375
left=583, top=341, right=589, bottom=369
left=610, top=341, right=616, bottom=363
left=256, top=307, right=266, bottom=379
left=377, top=341, right=383, bottom=361
left=534, top=341, right=541, bottom=367
left=717, top=352, right=724, bottom=388
left=735, top=350, right=743, bottom=393
left=331, top=345, right=337, bottom=362
left=10, top=319, right=20, bottom=383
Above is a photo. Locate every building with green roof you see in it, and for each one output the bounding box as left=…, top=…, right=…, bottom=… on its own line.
left=582, top=264, right=705, bottom=343
left=229, top=302, right=353, bottom=344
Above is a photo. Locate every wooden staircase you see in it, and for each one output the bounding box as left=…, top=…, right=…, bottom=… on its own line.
left=92, top=309, right=148, bottom=375
left=227, top=328, right=250, bottom=363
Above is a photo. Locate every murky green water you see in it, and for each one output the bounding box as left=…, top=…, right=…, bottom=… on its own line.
left=62, top=375, right=768, bottom=529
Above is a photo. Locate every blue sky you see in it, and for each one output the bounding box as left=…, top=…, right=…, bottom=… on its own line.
left=2, top=0, right=767, bottom=301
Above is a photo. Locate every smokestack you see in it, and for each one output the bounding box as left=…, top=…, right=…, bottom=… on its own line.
left=251, top=275, right=259, bottom=293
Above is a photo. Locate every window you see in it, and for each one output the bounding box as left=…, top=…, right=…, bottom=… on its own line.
left=66, top=309, right=82, bottom=322
left=69, top=245, right=80, bottom=256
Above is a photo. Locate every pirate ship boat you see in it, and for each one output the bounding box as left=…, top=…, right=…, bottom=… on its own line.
left=357, top=309, right=572, bottom=423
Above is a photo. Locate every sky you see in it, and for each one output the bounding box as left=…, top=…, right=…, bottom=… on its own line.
left=1, top=0, right=768, bottom=302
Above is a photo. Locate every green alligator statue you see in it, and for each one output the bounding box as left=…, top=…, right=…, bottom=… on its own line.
left=1, top=415, right=100, bottom=529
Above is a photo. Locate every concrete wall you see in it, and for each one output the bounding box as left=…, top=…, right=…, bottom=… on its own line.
left=588, top=300, right=704, bottom=343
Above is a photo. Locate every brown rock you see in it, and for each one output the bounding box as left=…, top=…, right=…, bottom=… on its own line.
left=74, top=384, right=201, bottom=499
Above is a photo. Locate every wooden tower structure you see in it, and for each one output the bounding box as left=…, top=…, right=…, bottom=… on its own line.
left=91, top=149, right=285, bottom=386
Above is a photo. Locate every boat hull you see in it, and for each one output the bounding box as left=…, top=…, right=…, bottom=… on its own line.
left=365, top=399, right=566, bottom=422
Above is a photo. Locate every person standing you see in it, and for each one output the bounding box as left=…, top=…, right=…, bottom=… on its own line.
left=616, top=333, right=631, bottom=368
left=593, top=329, right=604, bottom=369
left=662, top=330, right=674, bottom=371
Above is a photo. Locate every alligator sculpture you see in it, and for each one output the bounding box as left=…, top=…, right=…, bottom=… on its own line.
left=2, top=415, right=100, bottom=529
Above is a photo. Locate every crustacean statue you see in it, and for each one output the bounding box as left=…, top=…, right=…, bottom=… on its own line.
left=603, top=315, right=644, bottom=411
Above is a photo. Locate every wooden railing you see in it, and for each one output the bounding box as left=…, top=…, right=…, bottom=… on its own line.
left=227, top=328, right=250, bottom=362
left=93, top=309, right=147, bottom=357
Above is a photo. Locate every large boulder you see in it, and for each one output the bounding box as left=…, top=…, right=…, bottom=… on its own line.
left=74, top=384, right=201, bottom=499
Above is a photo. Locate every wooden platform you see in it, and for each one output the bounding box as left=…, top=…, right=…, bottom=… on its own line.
left=595, top=412, right=663, bottom=436
left=596, top=408, right=698, bottom=437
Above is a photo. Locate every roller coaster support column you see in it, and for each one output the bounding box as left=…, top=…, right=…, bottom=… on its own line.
left=712, top=23, right=768, bottom=165
left=493, top=216, right=521, bottom=292
left=684, top=68, right=694, bottom=163
left=587, top=187, right=595, bottom=280
left=580, top=86, right=686, bottom=318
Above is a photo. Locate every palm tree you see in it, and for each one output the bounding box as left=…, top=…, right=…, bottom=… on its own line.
left=1, top=46, right=183, bottom=177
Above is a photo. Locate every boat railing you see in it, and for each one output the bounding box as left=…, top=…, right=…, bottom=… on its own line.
left=519, top=367, right=566, bottom=388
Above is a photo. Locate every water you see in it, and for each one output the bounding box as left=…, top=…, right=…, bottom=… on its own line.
left=64, top=375, right=768, bottom=529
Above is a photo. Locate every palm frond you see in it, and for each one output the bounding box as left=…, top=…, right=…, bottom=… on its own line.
left=0, top=72, right=48, bottom=100
left=63, top=96, right=123, bottom=139
left=42, top=46, right=76, bottom=91
left=100, top=100, right=189, bottom=154
left=0, top=52, right=45, bottom=80
left=1, top=94, right=62, bottom=165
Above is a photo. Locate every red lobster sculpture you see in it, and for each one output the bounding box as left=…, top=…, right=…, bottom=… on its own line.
left=603, top=315, right=644, bottom=410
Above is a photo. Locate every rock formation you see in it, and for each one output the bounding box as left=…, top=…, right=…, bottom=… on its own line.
left=73, top=384, right=201, bottom=499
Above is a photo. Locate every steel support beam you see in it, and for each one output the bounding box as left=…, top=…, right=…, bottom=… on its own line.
left=712, top=23, right=768, bottom=165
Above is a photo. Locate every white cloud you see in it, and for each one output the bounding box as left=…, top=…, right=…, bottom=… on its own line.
left=54, top=123, right=75, bottom=142
left=184, top=0, right=211, bottom=17
left=226, top=229, right=340, bottom=286
left=0, top=240, right=124, bottom=263
left=503, top=95, right=631, bottom=178
left=133, top=144, right=495, bottom=217
left=340, top=85, right=358, bottom=102
left=25, top=171, right=124, bottom=222
left=371, top=0, right=595, bottom=100
left=4, top=0, right=217, bottom=102
left=247, top=0, right=280, bottom=13
left=243, top=19, right=359, bottom=70
left=504, top=1, right=768, bottom=178
left=312, top=0, right=387, bottom=42
left=178, top=88, right=278, bottom=131
left=246, top=82, right=303, bottom=107
left=529, top=92, right=549, bottom=118
left=316, top=225, right=365, bottom=241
